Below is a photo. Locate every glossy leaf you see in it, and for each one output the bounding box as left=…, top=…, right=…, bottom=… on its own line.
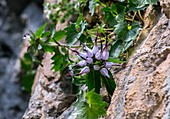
left=65, top=20, right=87, bottom=45
left=110, top=21, right=141, bottom=57
left=53, top=30, right=66, bottom=42
left=69, top=89, right=107, bottom=119
left=102, top=3, right=126, bottom=27
left=86, top=69, right=101, bottom=94
left=35, top=23, right=47, bottom=38
left=51, top=47, right=69, bottom=72
left=101, top=71, right=116, bottom=96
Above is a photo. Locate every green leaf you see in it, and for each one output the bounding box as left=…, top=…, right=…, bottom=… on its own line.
left=101, top=71, right=116, bottom=96
left=51, top=47, right=69, bottom=72
left=108, top=57, right=127, bottom=63
left=110, top=21, right=141, bottom=57
left=35, top=23, right=47, bottom=38
left=41, top=31, right=51, bottom=38
left=65, top=20, right=87, bottom=45
left=70, top=89, right=107, bottom=119
left=21, top=71, right=36, bottom=92
left=86, top=69, right=101, bottom=94
left=53, top=30, right=66, bottom=42
left=128, top=0, right=159, bottom=11
left=102, top=3, right=126, bottom=27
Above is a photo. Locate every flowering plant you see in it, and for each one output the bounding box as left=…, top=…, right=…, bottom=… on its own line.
left=23, top=0, right=158, bottom=118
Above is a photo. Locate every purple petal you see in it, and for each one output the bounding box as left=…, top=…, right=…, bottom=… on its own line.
left=78, top=52, right=88, bottom=59
left=80, top=66, right=90, bottom=74
left=86, top=58, right=93, bottom=64
left=100, top=68, right=110, bottom=78
left=93, top=65, right=100, bottom=70
left=105, top=62, right=114, bottom=68
left=84, top=46, right=93, bottom=58
left=76, top=60, right=87, bottom=66
left=95, top=50, right=102, bottom=60
left=92, top=45, right=99, bottom=54
left=101, top=48, right=109, bottom=60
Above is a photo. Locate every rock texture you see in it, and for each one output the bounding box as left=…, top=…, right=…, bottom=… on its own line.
left=23, top=1, right=170, bottom=119
left=107, top=5, right=170, bottom=119
left=22, top=16, right=76, bottom=118
left=0, top=0, right=44, bottom=119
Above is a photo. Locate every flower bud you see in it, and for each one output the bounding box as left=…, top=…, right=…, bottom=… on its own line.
left=95, top=50, right=102, bottom=60
left=78, top=52, right=88, bottom=59
left=101, top=48, right=109, bottom=60
left=84, top=46, right=93, bottom=58
left=92, top=45, right=99, bottom=54
left=100, top=68, right=110, bottom=78
left=105, top=62, right=114, bottom=68
left=80, top=66, right=90, bottom=74
left=76, top=60, right=87, bottom=66
left=86, top=58, right=93, bottom=64
left=93, top=65, right=100, bottom=70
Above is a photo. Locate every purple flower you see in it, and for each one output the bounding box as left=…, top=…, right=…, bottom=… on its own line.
left=100, top=68, right=110, bottom=78
left=95, top=50, right=102, bottom=60
left=101, top=48, right=109, bottom=60
left=93, top=65, right=100, bottom=70
left=92, top=45, right=99, bottom=54
left=80, top=66, right=90, bottom=74
left=76, top=60, right=87, bottom=66
left=78, top=52, right=88, bottom=59
left=105, top=62, right=114, bottom=68
left=86, top=58, right=93, bottom=64
left=84, top=46, right=93, bottom=58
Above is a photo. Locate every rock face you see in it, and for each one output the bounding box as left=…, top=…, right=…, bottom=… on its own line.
left=0, top=0, right=44, bottom=119
left=107, top=5, right=170, bottom=119
left=23, top=1, right=170, bottom=119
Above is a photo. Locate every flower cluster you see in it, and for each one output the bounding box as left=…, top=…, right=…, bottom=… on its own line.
left=75, top=43, right=118, bottom=78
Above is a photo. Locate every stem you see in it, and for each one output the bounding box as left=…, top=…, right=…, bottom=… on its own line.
left=132, top=11, right=137, bottom=21
left=125, top=18, right=133, bottom=21
left=138, top=10, right=144, bottom=23
left=97, top=0, right=106, bottom=7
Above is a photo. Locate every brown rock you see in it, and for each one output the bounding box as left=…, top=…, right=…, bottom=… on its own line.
left=107, top=14, right=170, bottom=119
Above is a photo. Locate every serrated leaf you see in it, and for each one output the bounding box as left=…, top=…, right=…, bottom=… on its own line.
left=128, top=0, right=158, bottom=11
left=69, top=89, right=107, bottom=119
left=86, top=69, right=101, bottom=94
left=110, top=21, right=141, bottom=57
left=35, top=23, right=47, bottom=38
left=65, top=20, right=87, bottom=45
left=53, top=30, right=66, bottom=42
left=51, top=47, right=69, bottom=72
left=102, top=3, right=126, bottom=27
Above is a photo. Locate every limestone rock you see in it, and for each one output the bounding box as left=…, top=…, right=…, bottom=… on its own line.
left=107, top=13, right=170, bottom=119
